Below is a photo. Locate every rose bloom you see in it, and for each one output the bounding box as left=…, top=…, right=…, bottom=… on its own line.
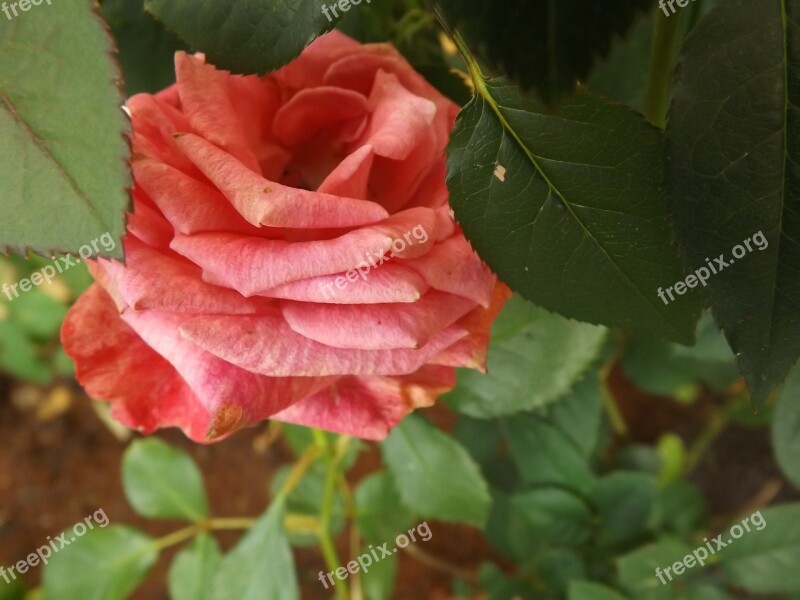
left=62, top=31, right=508, bottom=442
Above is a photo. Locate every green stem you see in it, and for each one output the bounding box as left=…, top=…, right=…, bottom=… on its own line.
left=644, top=7, right=683, bottom=128
left=684, top=409, right=729, bottom=475
left=313, top=430, right=348, bottom=599
left=274, top=442, right=322, bottom=505
left=151, top=517, right=258, bottom=552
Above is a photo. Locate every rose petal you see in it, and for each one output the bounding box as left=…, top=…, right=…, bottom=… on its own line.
left=134, top=159, right=270, bottom=236
left=273, top=87, right=369, bottom=148
left=175, top=133, right=390, bottom=229
left=264, top=262, right=429, bottom=304
left=178, top=309, right=470, bottom=376
left=96, top=236, right=266, bottom=314
left=408, top=235, right=497, bottom=307
left=61, top=284, right=211, bottom=441
left=174, top=52, right=262, bottom=174
left=272, top=365, right=455, bottom=439
left=281, top=290, right=477, bottom=350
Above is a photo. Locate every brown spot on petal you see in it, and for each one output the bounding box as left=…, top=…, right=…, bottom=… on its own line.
left=205, top=403, right=246, bottom=441
left=263, top=186, right=272, bottom=193
left=172, top=132, right=187, bottom=139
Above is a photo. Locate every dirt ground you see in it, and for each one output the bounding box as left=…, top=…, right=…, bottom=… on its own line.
left=1, top=367, right=796, bottom=599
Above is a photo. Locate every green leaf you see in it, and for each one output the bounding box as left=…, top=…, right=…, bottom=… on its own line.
left=485, top=488, right=543, bottom=561
left=617, top=538, right=693, bottom=599
left=381, top=414, right=491, bottom=527
left=168, top=533, right=222, bottom=600
left=773, top=367, right=800, bottom=488
left=511, top=488, right=592, bottom=546
left=622, top=313, right=739, bottom=396
left=591, top=472, right=656, bottom=546
left=546, top=372, right=604, bottom=458
left=446, top=295, right=607, bottom=418
left=144, top=0, right=339, bottom=75
left=0, top=579, right=25, bottom=600
left=0, top=320, right=52, bottom=384
left=122, top=438, right=208, bottom=521
left=447, top=81, right=700, bottom=343
left=650, top=482, right=706, bottom=535
left=528, top=548, right=586, bottom=596
left=503, top=413, right=595, bottom=494
left=360, top=549, right=397, bottom=600
left=7, top=290, right=68, bottom=340
left=0, top=0, right=129, bottom=258
left=665, top=0, right=800, bottom=401
left=354, top=472, right=415, bottom=545
left=437, top=0, right=651, bottom=101
left=719, top=504, right=800, bottom=594
left=211, top=502, right=299, bottom=600
left=42, top=526, right=157, bottom=600
left=568, top=581, right=627, bottom=600
left=99, top=0, right=188, bottom=95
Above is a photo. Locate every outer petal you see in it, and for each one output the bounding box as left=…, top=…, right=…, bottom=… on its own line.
left=61, top=284, right=211, bottom=441
left=272, top=365, right=455, bottom=440
left=121, top=308, right=333, bottom=440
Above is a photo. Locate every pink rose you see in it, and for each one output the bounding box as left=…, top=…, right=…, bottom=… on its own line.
left=61, top=31, right=508, bottom=442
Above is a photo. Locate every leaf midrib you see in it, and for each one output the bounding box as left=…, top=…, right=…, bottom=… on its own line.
left=471, top=87, right=684, bottom=340
left=0, top=90, right=109, bottom=233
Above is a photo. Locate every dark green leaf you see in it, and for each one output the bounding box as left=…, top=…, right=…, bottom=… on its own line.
left=622, top=313, right=739, bottom=396
left=446, top=295, right=607, bottom=418
left=99, top=0, right=188, bottom=95
left=42, top=526, right=157, bottom=600
left=650, top=482, right=706, bottom=535
left=381, top=414, right=490, bottom=526
left=665, top=0, right=800, bottom=401
left=168, top=534, right=222, bottom=600
left=773, top=367, right=800, bottom=488
left=0, top=0, right=129, bottom=258
left=448, top=82, right=700, bottom=342
left=485, top=488, right=543, bottom=561
left=211, top=502, right=299, bottom=600
left=511, top=488, right=592, bottom=546
left=591, top=472, right=656, bottom=546
left=122, top=438, right=208, bottom=521
left=437, top=0, right=651, bottom=101
left=145, top=0, right=340, bottom=75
